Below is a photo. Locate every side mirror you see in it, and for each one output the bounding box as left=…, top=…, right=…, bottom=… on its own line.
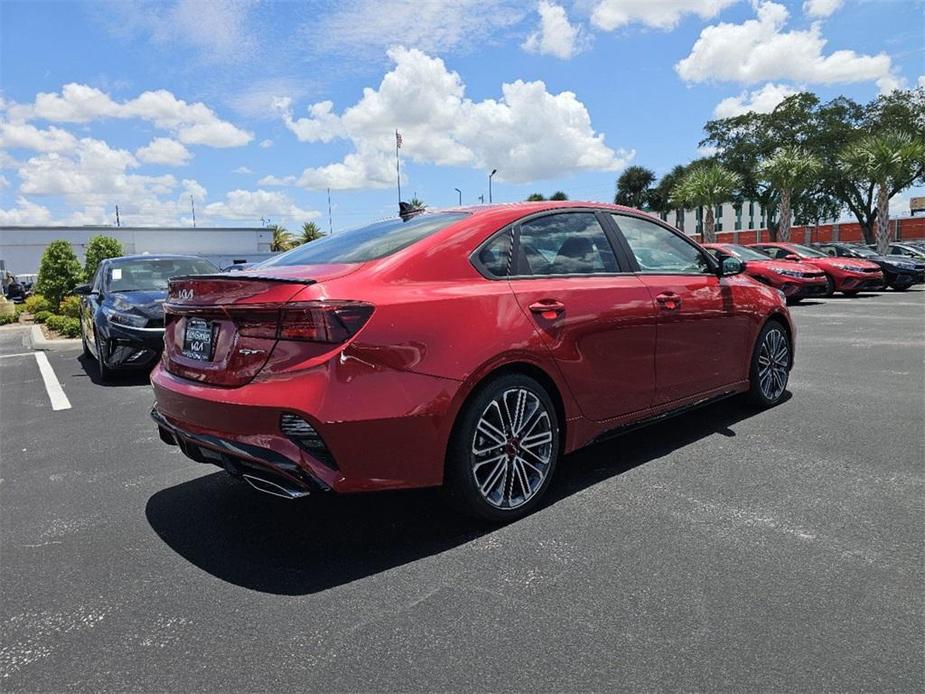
left=72, top=283, right=93, bottom=296
left=719, top=256, right=744, bottom=277
left=785, top=254, right=801, bottom=262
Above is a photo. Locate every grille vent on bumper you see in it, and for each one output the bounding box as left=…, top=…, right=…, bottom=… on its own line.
left=280, top=413, right=338, bottom=470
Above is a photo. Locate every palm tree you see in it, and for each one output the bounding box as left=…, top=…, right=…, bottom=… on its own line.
left=757, top=147, right=822, bottom=242
left=269, top=224, right=294, bottom=252
left=670, top=164, right=741, bottom=243
left=299, top=221, right=325, bottom=244
left=526, top=193, right=546, bottom=201
left=615, top=165, right=656, bottom=209
left=839, top=130, right=925, bottom=255
left=409, top=197, right=426, bottom=210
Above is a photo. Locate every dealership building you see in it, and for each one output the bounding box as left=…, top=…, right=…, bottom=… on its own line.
left=0, top=225, right=276, bottom=276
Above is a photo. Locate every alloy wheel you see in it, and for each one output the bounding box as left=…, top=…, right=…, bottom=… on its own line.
left=757, top=328, right=789, bottom=401
left=470, top=387, right=553, bottom=510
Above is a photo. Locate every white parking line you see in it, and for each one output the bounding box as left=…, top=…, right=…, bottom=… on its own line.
left=34, top=352, right=72, bottom=411
left=0, top=352, right=35, bottom=359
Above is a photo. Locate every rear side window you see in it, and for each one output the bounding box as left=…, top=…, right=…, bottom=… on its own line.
left=614, top=214, right=710, bottom=274
left=515, top=212, right=618, bottom=276
left=476, top=230, right=513, bottom=277
left=262, top=212, right=468, bottom=266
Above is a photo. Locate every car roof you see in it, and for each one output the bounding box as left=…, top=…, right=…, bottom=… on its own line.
left=421, top=200, right=668, bottom=229
left=105, top=254, right=213, bottom=264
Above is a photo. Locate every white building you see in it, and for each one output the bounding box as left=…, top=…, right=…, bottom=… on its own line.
left=0, top=225, right=276, bottom=275
left=652, top=201, right=774, bottom=236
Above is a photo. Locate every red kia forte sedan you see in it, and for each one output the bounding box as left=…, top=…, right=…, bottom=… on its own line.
left=703, top=243, right=827, bottom=303
left=151, top=202, right=795, bottom=521
left=749, top=242, right=883, bottom=296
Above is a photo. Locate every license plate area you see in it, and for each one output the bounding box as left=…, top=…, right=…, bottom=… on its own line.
left=182, top=318, right=215, bottom=361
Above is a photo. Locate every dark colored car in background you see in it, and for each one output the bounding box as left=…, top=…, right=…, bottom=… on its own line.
left=151, top=202, right=795, bottom=522
left=883, top=242, right=925, bottom=260
left=813, top=242, right=924, bottom=290
left=749, top=242, right=883, bottom=296
left=75, top=255, right=217, bottom=381
left=703, top=243, right=828, bottom=303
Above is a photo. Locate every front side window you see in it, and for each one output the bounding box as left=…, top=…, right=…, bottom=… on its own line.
left=262, top=212, right=468, bottom=267
left=514, top=213, right=618, bottom=276
left=614, top=215, right=711, bottom=274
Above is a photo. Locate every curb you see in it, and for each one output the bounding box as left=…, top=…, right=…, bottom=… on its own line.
left=30, top=324, right=83, bottom=351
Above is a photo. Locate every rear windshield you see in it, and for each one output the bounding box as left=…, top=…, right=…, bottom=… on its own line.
left=261, top=212, right=469, bottom=266
left=107, top=258, right=217, bottom=292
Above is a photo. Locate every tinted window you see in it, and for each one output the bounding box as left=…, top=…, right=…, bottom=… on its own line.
left=614, top=215, right=710, bottom=274
left=262, top=213, right=468, bottom=266
left=477, top=230, right=512, bottom=277
left=724, top=244, right=773, bottom=261
left=107, top=258, right=217, bottom=292
left=515, top=213, right=618, bottom=276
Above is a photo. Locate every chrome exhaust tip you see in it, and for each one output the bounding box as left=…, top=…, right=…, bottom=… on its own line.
left=242, top=473, right=310, bottom=500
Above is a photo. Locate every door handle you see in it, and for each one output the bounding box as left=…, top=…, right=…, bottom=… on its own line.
left=655, top=292, right=682, bottom=310
left=528, top=300, right=565, bottom=319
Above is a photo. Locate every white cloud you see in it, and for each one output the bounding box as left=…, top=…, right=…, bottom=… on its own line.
left=713, top=82, right=798, bottom=118
left=803, top=0, right=842, bottom=18
left=523, top=1, right=585, bottom=60
left=676, top=2, right=899, bottom=92
left=591, top=0, right=739, bottom=31
left=202, top=189, right=319, bottom=223
left=275, top=46, right=631, bottom=189
left=0, top=175, right=8, bottom=188
left=258, top=174, right=297, bottom=186
left=0, top=196, right=53, bottom=225
left=0, top=122, right=77, bottom=152
left=136, top=137, right=192, bottom=166
left=232, top=166, right=253, bottom=174
left=312, top=0, right=526, bottom=59
left=259, top=139, right=273, bottom=148
left=7, top=83, right=252, bottom=147
left=919, top=75, right=925, bottom=89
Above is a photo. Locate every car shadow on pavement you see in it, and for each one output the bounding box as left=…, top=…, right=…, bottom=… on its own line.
left=145, top=394, right=779, bottom=595
left=76, top=353, right=151, bottom=386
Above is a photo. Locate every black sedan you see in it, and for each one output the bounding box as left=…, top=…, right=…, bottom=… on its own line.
left=74, top=255, right=217, bottom=381
left=814, top=242, right=924, bottom=290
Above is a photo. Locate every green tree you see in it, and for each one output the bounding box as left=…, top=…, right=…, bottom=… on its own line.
left=526, top=193, right=546, bottom=201
left=701, top=88, right=925, bottom=243
left=36, top=240, right=83, bottom=306
left=269, top=224, right=294, bottom=252
left=299, top=221, right=325, bottom=244
left=549, top=191, right=568, bottom=201
left=648, top=165, right=689, bottom=215
left=839, top=130, right=925, bottom=254
left=83, top=235, right=123, bottom=279
left=757, top=147, right=822, bottom=241
left=615, top=165, right=656, bottom=209
left=671, top=164, right=741, bottom=243
left=409, top=197, right=426, bottom=210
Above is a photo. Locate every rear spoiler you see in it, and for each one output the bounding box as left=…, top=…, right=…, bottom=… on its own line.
left=169, top=274, right=317, bottom=285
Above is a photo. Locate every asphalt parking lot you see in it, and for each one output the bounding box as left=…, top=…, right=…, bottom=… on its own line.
left=1, top=289, right=923, bottom=692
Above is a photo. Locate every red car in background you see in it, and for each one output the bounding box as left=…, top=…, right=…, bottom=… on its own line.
left=151, top=202, right=795, bottom=522
left=703, top=243, right=828, bottom=304
left=749, top=242, right=883, bottom=297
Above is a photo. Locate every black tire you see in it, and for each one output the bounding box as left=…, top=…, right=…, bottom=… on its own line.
left=822, top=274, right=835, bottom=297
left=890, top=283, right=909, bottom=292
left=94, top=330, right=115, bottom=383
left=445, top=374, right=560, bottom=523
left=841, top=290, right=859, bottom=297
left=747, top=321, right=791, bottom=408
left=785, top=296, right=802, bottom=305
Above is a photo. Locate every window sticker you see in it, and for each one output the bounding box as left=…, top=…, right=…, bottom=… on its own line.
left=111, top=268, right=122, bottom=280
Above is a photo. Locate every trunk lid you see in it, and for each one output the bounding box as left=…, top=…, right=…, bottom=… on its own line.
left=163, top=265, right=356, bottom=386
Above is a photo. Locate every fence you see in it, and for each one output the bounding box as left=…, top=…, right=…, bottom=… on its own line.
left=690, top=216, right=925, bottom=245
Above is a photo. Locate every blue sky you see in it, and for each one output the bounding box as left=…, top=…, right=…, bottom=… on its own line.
left=1, top=0, right=923, bottom=230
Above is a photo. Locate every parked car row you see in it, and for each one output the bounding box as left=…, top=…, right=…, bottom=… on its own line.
left=703, top=240, right=924, bottom=301
left=70, top=204, right=920, bottom=521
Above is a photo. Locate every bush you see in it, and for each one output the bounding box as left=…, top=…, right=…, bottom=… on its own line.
left=83, top=235, right=123, bottom=279
left=58, top=295, right=81, bottom=318
left=33, top=310, right=52, bottom=324
left=0, top=312, right=16, bottom=326
left=36, top=240, right=83, bottom=307
left=46, top=314, right=80, bottom=338
left=25, top=293, right=53, bottom=314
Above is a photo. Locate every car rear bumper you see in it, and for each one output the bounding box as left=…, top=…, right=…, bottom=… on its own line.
left=149, top=359, right=462, bottom=493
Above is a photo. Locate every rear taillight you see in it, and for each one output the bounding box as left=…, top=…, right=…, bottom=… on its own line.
left=231, top=301, right=373, bottom=343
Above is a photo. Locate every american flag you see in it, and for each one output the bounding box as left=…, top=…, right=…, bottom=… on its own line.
left=395, top=130, right=403, bottom=149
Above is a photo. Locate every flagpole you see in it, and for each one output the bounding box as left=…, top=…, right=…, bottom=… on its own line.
left=395, top=129, right=401, bottom=205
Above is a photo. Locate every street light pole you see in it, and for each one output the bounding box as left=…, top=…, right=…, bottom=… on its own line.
left=454, top=187, right=462, bottom=206
left=489, top=169, right=497, bottom=203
